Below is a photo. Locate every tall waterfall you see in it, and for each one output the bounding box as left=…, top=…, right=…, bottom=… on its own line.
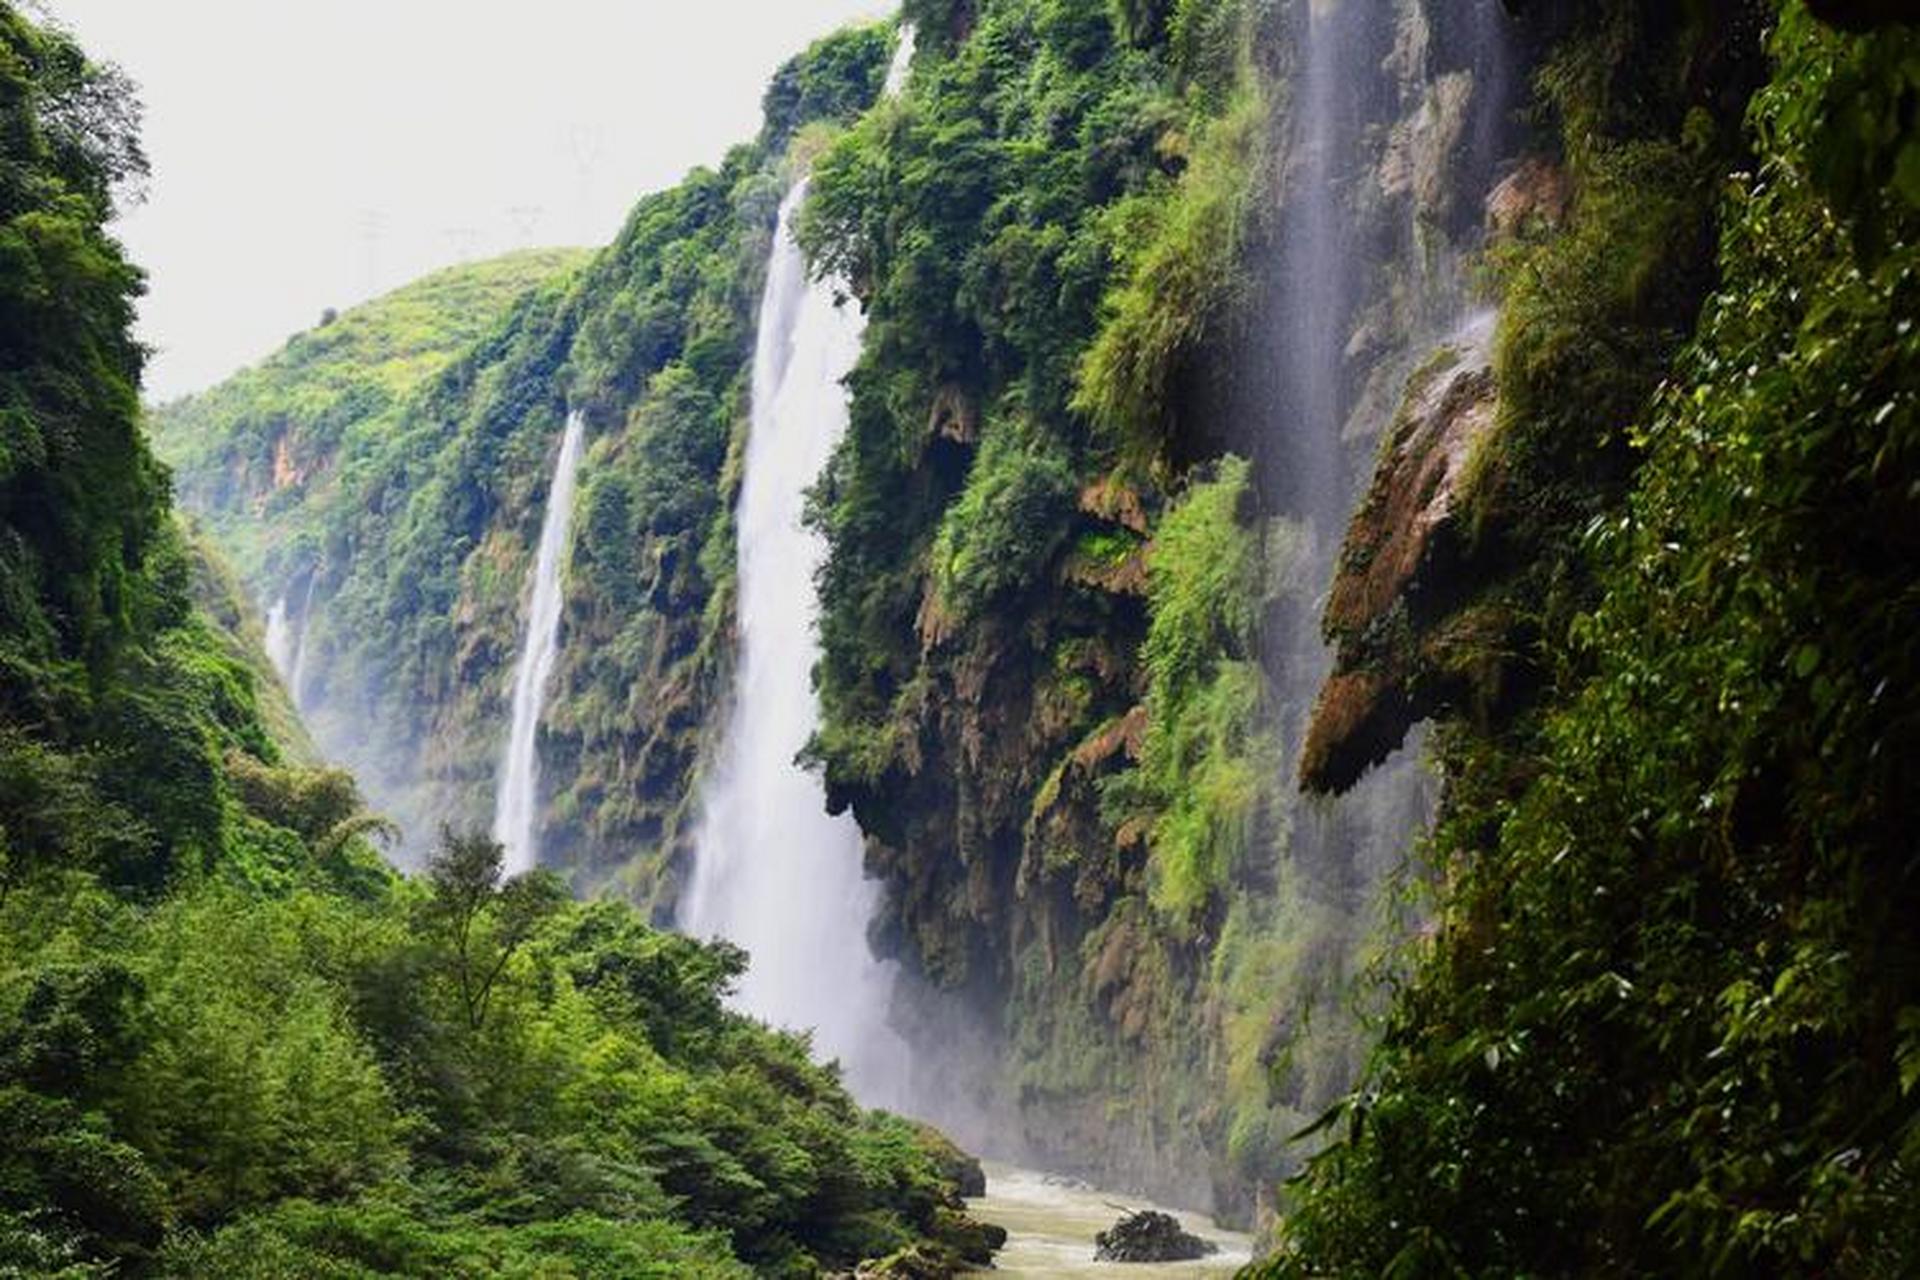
left=680, top=183, right=910, bottom=1106
left=1276, top=0, right=1368, bottom=538
left=1271, top=0, right=1513, bottom=896
left=493, top=409, right=586, bottom=875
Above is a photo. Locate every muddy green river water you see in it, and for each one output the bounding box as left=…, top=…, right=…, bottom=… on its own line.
left=966, top=1162, right=1253, bottom=1278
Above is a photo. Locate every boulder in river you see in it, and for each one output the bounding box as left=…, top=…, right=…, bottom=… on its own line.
left=1093, top=1209, right=1220, bottom=1263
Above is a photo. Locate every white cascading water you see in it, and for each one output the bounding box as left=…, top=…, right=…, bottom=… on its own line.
left=492, top=409, right=587, bottom=875
left=1269, top=0, right=1513, bottom=914
left=264, top=595, right=295, bottom=679
left=286, top=576, right=317, bottom=712
left=681, top=27, right=915, bottom=1108
left=680, top=180, right=912, bottom=1106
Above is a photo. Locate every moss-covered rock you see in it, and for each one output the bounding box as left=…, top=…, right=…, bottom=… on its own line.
left=1302, top=324, right=1499, bottom=794
left=1094, top=1209, right=1218, bottom=1263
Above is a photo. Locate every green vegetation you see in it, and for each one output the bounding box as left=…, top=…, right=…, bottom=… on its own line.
left=29, top=0, right=1919, bottom=1268
left=0, top=0, right=236, bottom=899
left=1100, top=457, right=1268, bottom=925
left=1264, top=7, right=1920, bottom=1274
left=1072, top=63, right=1267, bottom=454
left=1, top=7, right=989, bottom=1275
left=6, top=821, right=992, bottom=1277
left=156, top=247, right=590, bottom=570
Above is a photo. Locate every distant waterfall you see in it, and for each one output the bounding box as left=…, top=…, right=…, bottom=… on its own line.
left=681, top=183, right=911, bottom=1106
left=264, top=595, right=296, bottom=678
left=493, top=410, right=586, bottom=875
left=286, top=575, right=317, bottom=712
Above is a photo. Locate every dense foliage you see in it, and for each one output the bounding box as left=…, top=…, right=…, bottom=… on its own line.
left=98, top=0, right=1920, bottom=1267
left=7, top=820, right=989, bottom=1277
left=155, top=247, right=589, bottom=570
left=795, top=0, right=1307, bottom=1209
left=1266, top=7, right=1920, bottom=1274
left=0, top=0, right=240, bottom=899
left=1, top=7, right=988, bottom=1275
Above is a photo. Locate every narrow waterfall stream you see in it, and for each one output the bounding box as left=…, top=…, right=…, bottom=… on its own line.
left=286, top=575, right=317, bottom=713
left=493, top=409, right=586, bottom=875
left=1259, top=0, right=1517, bottom=922
left=1275, top=0, right=1367, bottom=536
left=680, top=183, right=910, bottom=1106
left=680, top=26, right=915, bottom=1108
left=263, top=595, right=295, bottom=679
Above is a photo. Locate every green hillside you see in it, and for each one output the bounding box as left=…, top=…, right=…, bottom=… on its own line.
left=153, top=248, right=590, bottom=581
left=0, top=7, right=991, bottom=1275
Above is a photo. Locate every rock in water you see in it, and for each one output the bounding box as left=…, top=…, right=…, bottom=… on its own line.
left=1093, top=1209, right=1219, bottom=1263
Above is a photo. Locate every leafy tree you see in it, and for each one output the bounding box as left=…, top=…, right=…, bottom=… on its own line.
left=419, top=827, right=566, bottom=1032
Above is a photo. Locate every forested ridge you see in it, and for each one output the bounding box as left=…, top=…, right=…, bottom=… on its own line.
left=8, top=0, right=1919, bottom=1274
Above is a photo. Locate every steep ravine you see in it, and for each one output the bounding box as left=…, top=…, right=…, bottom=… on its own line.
left=156, top=0, right=1542, bottom=1226
left=148, top=2, right=1920, bottom=1264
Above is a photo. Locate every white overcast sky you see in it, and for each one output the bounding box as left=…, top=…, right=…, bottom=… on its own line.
left=43, top=0, right=891, bottom=401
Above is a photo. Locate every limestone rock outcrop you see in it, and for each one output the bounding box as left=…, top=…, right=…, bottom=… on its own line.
left=1302, top=319, right=1502, bottom=794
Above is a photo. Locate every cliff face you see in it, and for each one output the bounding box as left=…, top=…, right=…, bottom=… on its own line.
left=795, top=0, right=1532, bottom=1220
left=1300, top=320, right=1500, bottom=794
left=1262, top=4, right=1920, bottom=1275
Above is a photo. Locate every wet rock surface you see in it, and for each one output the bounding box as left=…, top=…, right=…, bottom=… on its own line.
left=1092, top=1210, right=1221, bottom=1264
left=1301, top=318, right=1504, bottom=794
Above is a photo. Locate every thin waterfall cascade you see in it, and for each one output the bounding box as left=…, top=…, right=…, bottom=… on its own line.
left=680, top=181, right=912, bottom=1109
left=493, top=409, right=587, bottom=876
left=287, top=575, right=318, bottom=713
left=1265, top=0, right=1517, bottom=914
left=882, top=20, right=914, bottom=95
left=1276, top=0, right=1365, bottom=538
left=264, top=595, right=295, bottom=680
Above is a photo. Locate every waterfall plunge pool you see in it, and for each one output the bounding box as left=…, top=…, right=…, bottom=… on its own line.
left=968, top=1162, right=1253, bottom=1277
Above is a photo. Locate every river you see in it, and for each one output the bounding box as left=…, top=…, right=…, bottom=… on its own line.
left=969, top=1163, right=1253, bottom=1278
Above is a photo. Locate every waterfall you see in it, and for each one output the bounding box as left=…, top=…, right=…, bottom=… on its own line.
left=264, top=595, right=295, bottom=679
left=286, top=574, right=317, bottom=712
left=680, top=182, right=911, bottom=1107
left=1265, top=0, right=1515, bottom=955
left=1277, top=0, right=1367, bottom=537
left=882, top=19, right=913, bottom=94
left=493, top=409, right=587, bottom=875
